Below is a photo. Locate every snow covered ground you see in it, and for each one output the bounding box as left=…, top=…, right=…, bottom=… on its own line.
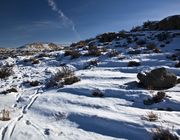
left=0, top=31, right=180, bottom=140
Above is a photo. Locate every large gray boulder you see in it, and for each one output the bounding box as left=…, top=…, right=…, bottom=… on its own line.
left=137, top=67, right=177, bottom=89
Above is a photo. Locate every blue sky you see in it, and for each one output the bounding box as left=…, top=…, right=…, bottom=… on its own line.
left=0, top=0, right=180, bottom=48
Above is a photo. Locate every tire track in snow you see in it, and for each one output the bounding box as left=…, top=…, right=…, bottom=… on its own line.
left=0, top=87, right=45, bottom=140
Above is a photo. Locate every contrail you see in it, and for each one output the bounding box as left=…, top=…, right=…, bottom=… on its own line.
left=47, top=0, right=80, bottom=40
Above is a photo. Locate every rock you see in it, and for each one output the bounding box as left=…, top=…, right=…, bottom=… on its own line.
left=137, top=67, right=177, bottom=89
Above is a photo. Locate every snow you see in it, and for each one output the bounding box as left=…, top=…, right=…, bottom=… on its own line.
left=0, top=30, right=180, bottom=140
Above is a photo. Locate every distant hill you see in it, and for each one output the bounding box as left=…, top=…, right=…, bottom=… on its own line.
left=18, top=42, right=63, bottom=51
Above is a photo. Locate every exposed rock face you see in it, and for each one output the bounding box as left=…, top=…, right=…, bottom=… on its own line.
left=137, top=67, right=177, bottom=89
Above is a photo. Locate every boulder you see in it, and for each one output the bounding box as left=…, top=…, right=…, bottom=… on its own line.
left=137, top=67, right=177, bottom=89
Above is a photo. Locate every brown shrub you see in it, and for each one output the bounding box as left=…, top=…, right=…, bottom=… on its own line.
left=153, top=48, right=162, bottom=53
left=108, top=50, right=119, bottom=57
left=28, top=81, right=40, bottom=87
left=128, top=50, right=141, bottom=55
left=97, top=32, right=117, bottom=43
left=0, top=88, right=18, bottom=95
left=84, top=60, right=98, bottom=69
left=46, top=66, right=80, bottom=88
left=64, top=50, right=81, bottom=59
left=92, top=89, right=104, bottom=97
left=0, top=109, right=11, bottom=121
left=24, top=58, right=40, bottom=64
left=117, top=55, right=126, bottom=60
left=128, top=61, right=141, bottom=67
left=156, top=32, right=170, bottom=41
left=87, top=46, right=101, bottom=56
left=0, top=66, right=14, bottom=79
left=136, top=40, right=146, bottom=45
left=37, top=53, right=51, bottom=58
left=175, top=61, right=180, bottom=68
left=144, top=92, right=166, bottom=105
left=63, top=76, right=80, bottom=85
left=147, top=43, right=157, bottom=50
left=166, top=54, right=178, bottom=61
left=152, top=127, right=178, bottom=140
left=142, top=111, right=158, bottom=122
left=31, top=58, right=40, bottom=64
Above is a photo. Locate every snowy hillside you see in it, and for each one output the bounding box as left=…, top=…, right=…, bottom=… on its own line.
left=0, top=22, right=180, bottom=139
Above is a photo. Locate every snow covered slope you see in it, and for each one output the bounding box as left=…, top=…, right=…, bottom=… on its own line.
left=0, top=30, right=180, bottom=140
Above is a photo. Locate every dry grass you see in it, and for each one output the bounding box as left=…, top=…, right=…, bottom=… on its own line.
left=142, top=111, right=158, bottom=122
left=0, top=109, right=11, bottom=121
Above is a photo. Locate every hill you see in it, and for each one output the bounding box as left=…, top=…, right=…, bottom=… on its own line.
left=131, top=15, right=180, bottom=31
left=0, top=15, right=180, bottom=140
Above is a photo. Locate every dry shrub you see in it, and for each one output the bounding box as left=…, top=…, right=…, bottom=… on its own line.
left=152, top=127, right=178, bottom=140
left=46, top=66, right=80, bottom=88
left=0, top=88, right=18, bottom=95
left=160, top=44, right=165, bottom=48
left=166, top=54, right=178, bottom=61
left=128, top=61, right=141, bottom=67
left=142, top=111, right=158, bottom=122
left=175, top=61, right=180, bottom=68
left=63, top=76, right=80, bottom=85
left=117, top=55, right=126, bottom=60
left=136, top=39, right=146, bottom=45
left=64, top=50, right=81, bottom=59
left=147, top=43, right=157, bottom=50
left=87, top=46, right=101, bottom=56
left=0, top=66, right=14, bottom=79
left=37, top=53, right=51, bottom=58
left=28, top=80, right=40, bottom=87
left=153, top=92, right=166, bottom=103
left=156, top=32, right=170, bottom=41
left=128, top=50, right=141, bottom=55
left=108, top=50, right=119, bottom=57
left=0, top=109, right=11, bottom=121
left=24, top=58, right=40, bottom=64
left=97, top=32, right=117, bottom=43
left=84, top=60, right=98, bottom=69
left=92, top=89, right=104, bottom=97
left=153, top=48, right=162, bottom=53
left=144, top=92, right=166, bottom=105
left=31, top=58, right=40, bottom=64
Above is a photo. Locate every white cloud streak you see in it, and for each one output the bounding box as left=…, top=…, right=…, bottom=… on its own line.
left=47, top=0, right=80, bottom=40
